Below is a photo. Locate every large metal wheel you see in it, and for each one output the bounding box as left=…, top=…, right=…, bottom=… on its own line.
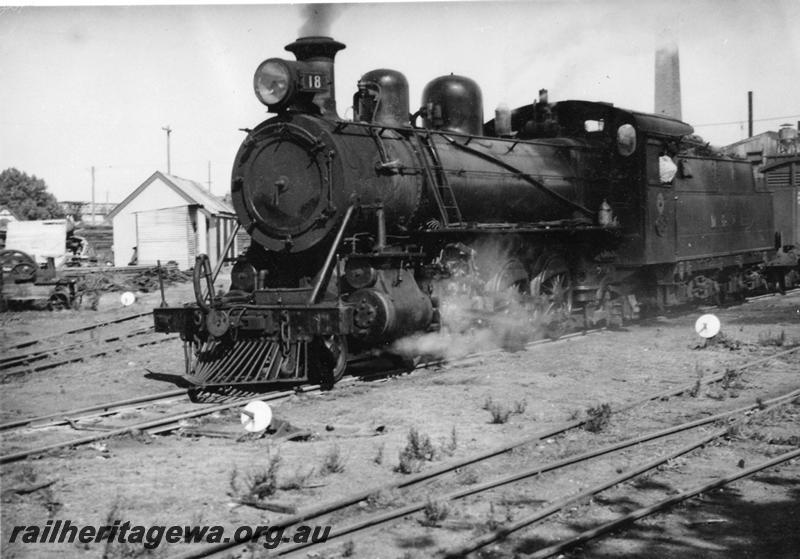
left=485, top=258, right=533, bottom=350
left=530, top=256, right=573, bottom=315
left=485, top=258, right=529, bottom=300
left=0, top=249, right=37, bottom=282
left=530, top=255, right=573, bottom=338
left=48, top=291, right=70, bottom=311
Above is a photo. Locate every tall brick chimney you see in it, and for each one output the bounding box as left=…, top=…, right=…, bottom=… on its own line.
left=655, top=40, right=682, bottom=120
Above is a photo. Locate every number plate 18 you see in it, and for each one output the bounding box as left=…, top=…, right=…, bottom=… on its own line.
left=300, top=73, right=326, bottom=91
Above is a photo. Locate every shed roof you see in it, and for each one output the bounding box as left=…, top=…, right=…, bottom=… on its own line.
left=0, top=206, right=22, bottom=221
left=723, top=131, right=779, bottom=150
left=762, top=155, right=800, bottom=173
left=108, top=171, right=234, bottom=220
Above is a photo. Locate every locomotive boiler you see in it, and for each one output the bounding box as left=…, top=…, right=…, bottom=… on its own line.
left=154, top=36, right=786, bottom=390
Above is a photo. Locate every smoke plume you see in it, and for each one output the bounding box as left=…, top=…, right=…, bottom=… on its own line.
left=298, top=4, right=342, bottom=37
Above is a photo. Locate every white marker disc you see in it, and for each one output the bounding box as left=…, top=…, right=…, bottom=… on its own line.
left=240, top=400, right=272, bottom=433
left=694, top=314, right=721, bottom=338
left=120, top=291, right=136, bottom=306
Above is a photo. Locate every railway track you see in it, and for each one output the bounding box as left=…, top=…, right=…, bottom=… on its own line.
left=439, top=391, right=800, bottom=558
left=2, top=310, right=152, bottom=353
left=0, top=353, right=464, bottom=465
left=0, top=389, right=188, bottom=432
left=0, top=310, right=159, bottom=381
left=1, top=287, right=790, bottom=383
left=0, top=325, right=611, bottom=465
left=2, top=291, right=795, bottom=464
left=1, top=325, right=154, bottom=368
left=0, top=330, right=178, bottom=381
left=167, top=344, right=800, bottom=559
left=276, top=389, right=800, bottom=558
left=0, top=386, right=294, bottom=465
left=519, top=447, right=800, bottom=559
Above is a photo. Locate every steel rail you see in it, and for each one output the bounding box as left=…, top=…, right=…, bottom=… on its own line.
left=0, top=326, right=155, bottom=370
left=0, top=388, right=299, bottom=465
left=3, top=311, right=152, bottom=351
left=274, top=389, right=800, bottom=557
left=168, top=346, right=799, bottom=559
left=0, top=389, right=188, bottom=432
left=441, top=392, right=800, bottom=558
left=525, top=446, right=800, bottom=559
left=0, top=372, right=379, bottom=464
left=0, top=334, right=179, bottom=381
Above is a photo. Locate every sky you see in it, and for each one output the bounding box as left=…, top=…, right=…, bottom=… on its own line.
left=1, top=0, right=799, bottom=205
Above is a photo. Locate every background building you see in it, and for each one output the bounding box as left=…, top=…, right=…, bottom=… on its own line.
left=108, top=171, right=238, bottom=269
left=0, top=206, right=21, bottom=249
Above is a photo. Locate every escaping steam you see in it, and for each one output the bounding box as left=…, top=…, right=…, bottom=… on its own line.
left=391, top=292, right=552, bottom=363
left=298, top=4, right=342, bottom=37
left=391, top=238, right=564, bottom=363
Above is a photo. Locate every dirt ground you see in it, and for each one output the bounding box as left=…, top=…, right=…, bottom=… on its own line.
left=1, top=285, right=798, bottom=559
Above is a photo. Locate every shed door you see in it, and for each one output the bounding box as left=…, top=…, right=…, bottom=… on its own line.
left=136, top=206, right=192, bottom=269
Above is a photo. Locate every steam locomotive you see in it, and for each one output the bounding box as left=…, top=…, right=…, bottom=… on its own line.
left=154, top=36, right=790, bottom=389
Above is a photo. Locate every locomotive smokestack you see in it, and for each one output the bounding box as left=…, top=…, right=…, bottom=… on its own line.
left=285, top=36, right=345, bottom=118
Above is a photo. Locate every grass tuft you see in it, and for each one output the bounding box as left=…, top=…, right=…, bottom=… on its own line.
left=396, top=428, right=436, bottom=474
left=320, top=445, right=346, bottom=475
left=583, top=403, right=612, bottom=433
left=758, top=329, right=786, bottom=347
left=420, top=499, right=450, bottom=527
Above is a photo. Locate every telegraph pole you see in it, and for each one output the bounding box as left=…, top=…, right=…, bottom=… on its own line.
left=91, top=165, right=96, bottom=224
left=207, top=161, right=212, bottom=192
left=162, top=125, right=172, bottom=174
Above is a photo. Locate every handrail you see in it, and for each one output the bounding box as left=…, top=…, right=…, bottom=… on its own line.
left=443, top=134, right=596, bottom=218
left=309, top=205, right=356, bottom=304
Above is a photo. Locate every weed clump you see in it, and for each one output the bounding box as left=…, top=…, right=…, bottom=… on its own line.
left=688, top=365, right=704, bottom=398
left=489, top=403, right=512, bottom=424
left=583, top=403, right=612, bottom=433
left=721, top=367, right=744, bottom=391
left=341, top=540, right=356, bottom=557
left=100, top=499, right=161, bottom=558
left=321, top=445, right=346, bottom=475
left=439, top=426, right=458, bottom=456
left=420, top=499, right=450, bottom=527
left=486, top=397, right=528, bottom=424
left=396, top=428, right=436, bottom=474
left=758, top=329, right=786, bottom=347
left=228, top=453, right=282, bottom=501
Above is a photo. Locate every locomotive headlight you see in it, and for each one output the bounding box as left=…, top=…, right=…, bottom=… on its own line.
left=254, top=59, right=294, bottom=107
